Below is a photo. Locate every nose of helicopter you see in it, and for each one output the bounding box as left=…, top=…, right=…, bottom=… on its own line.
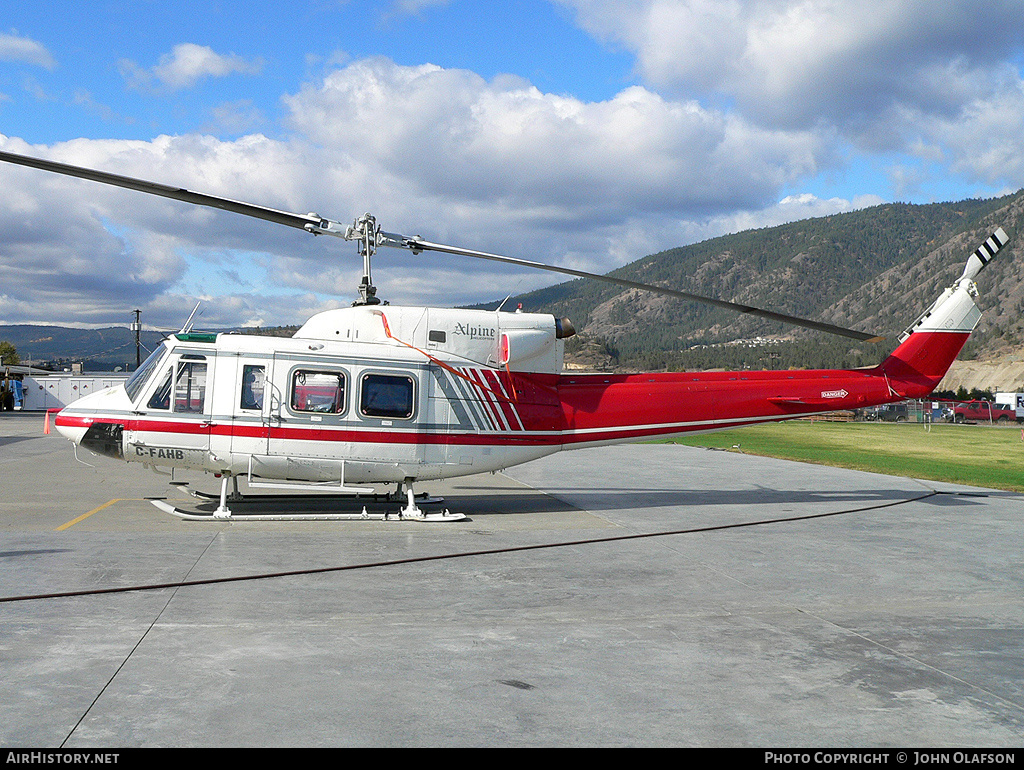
left=53, top=404, right=92, bottom=444
left=52, top=386, right=129, bottom=448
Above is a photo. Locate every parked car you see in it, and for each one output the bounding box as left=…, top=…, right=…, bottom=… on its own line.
left=857, top=405, right=883, bottom=421
left=876, top=403, right=910, bottom=422
left=944, top=400, right=1017, bottom=423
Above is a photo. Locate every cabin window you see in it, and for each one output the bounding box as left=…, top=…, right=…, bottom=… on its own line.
left=239, top=365, right=265, bottom=411
left=428, top=330, right=446, bottom=343
left=291, top=370, right=346, bottom=414
left=360, top=373, right=415, bottom=419
left=173, top=359, right=207, bottom=413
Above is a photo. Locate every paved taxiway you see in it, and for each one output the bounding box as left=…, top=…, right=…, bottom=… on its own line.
left=1, top=410, right=1022, bottom=747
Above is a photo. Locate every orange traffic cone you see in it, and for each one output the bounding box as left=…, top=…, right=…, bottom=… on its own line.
left=43, top=410, right=50, bottom=434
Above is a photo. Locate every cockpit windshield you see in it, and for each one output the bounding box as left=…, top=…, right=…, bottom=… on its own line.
left=124, top=344, right=168, bottom=403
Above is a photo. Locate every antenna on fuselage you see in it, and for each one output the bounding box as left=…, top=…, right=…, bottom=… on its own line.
left=180, top=302, right=201, bottom=334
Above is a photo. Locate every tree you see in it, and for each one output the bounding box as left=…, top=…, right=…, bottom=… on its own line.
left=0, top=341, right=19, bottom=366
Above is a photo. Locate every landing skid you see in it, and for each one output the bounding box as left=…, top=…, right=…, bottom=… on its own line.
left=181, top=487, right=445, bottom=506
left=157, top=477, right=464, bottom=522
left=150, top=498, right=466, bottom=522
left=170, top=479, right=444, bottom=506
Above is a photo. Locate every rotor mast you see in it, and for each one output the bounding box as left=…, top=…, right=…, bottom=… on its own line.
left=332, top=212, right=426, bottom=306
left=344, top=213, right=382, bottom=306
left=309, top=211, right=410, bottom=306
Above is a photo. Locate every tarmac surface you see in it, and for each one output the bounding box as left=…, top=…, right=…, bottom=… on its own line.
left=1, top=410, right=1022, bottom=747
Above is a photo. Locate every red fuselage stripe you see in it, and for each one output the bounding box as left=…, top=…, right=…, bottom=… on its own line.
left=54, top=412, right=798, bottom=447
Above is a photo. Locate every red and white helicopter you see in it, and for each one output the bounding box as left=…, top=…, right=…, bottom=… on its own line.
left=0, top=149, right=1010, bottom=521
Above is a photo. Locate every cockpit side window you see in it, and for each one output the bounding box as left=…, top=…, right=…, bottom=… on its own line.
left=147, top=367, right=173, bottom=410
left=145, top=354, right=208, bottom=412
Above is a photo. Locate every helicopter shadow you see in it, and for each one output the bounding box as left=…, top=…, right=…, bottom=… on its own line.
left=497, top=484, right=994, bottom=515
left=0, top=548, right=74, bottom=559
left=163, top=478, right=1003, bottom=521
left=0, top=435, right=42, bottom=448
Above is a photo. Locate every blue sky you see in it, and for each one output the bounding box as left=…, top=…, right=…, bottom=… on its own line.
left=1, top=0, right=1023, bottom=329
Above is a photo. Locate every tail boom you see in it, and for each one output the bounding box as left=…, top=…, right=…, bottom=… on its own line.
left=552, top=228, right=1007, bottom=445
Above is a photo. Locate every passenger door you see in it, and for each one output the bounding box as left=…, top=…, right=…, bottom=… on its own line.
left=229, top=358, right=269, bottom=457
left=265, top=356, right=351, bottom=466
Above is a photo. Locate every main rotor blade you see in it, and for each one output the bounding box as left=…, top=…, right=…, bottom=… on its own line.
left=384, top=236, right=885, bottom=343
left=0, top=148, right=882, bottom=341
left=0, top=149, right=323, bottom=231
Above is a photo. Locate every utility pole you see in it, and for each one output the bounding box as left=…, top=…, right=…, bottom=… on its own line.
left=131, top=309, right=141, bottom=368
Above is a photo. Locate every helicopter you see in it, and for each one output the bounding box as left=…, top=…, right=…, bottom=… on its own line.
left=0, top=148, right=1010, bottom=521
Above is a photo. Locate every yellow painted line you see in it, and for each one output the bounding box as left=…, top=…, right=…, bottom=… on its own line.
left=57, top=499, right=121, bottom=531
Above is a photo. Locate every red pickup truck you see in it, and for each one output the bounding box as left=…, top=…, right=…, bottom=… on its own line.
left=946, top=400, right=1018, bottom=423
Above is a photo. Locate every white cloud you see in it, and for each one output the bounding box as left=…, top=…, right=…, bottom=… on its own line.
left=120, top=43, right=263, bottom=92
left=0, top=133, right=303, bottom=327
left=0, top=32, right=56, bottom=69
left=561, top=0, right=1024, bottom=137
left=283, top=58, right=823, bottom=221
left=556, top=0, right=1024, bottom=207
left=921, top=86, right=1024, bottom=186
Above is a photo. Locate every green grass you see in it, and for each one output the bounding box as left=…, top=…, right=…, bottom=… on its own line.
left=662, top=421, right=1024, bottom=492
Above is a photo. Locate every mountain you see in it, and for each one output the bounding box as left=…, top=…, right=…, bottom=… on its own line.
left=0, top=323, right=300, bottom=371
left=485, top=192, right=1024, bottom=371
left=0, top=324, right=168, bottom=370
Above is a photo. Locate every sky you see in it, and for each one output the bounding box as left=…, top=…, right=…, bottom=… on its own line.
left=1, top=0, right=1023, bottom=331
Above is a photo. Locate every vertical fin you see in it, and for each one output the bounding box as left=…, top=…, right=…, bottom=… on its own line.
left=883, top=227, right=1010, bottom=396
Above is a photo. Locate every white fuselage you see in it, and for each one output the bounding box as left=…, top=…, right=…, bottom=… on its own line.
left=56, top=305, right=567, bottom=486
